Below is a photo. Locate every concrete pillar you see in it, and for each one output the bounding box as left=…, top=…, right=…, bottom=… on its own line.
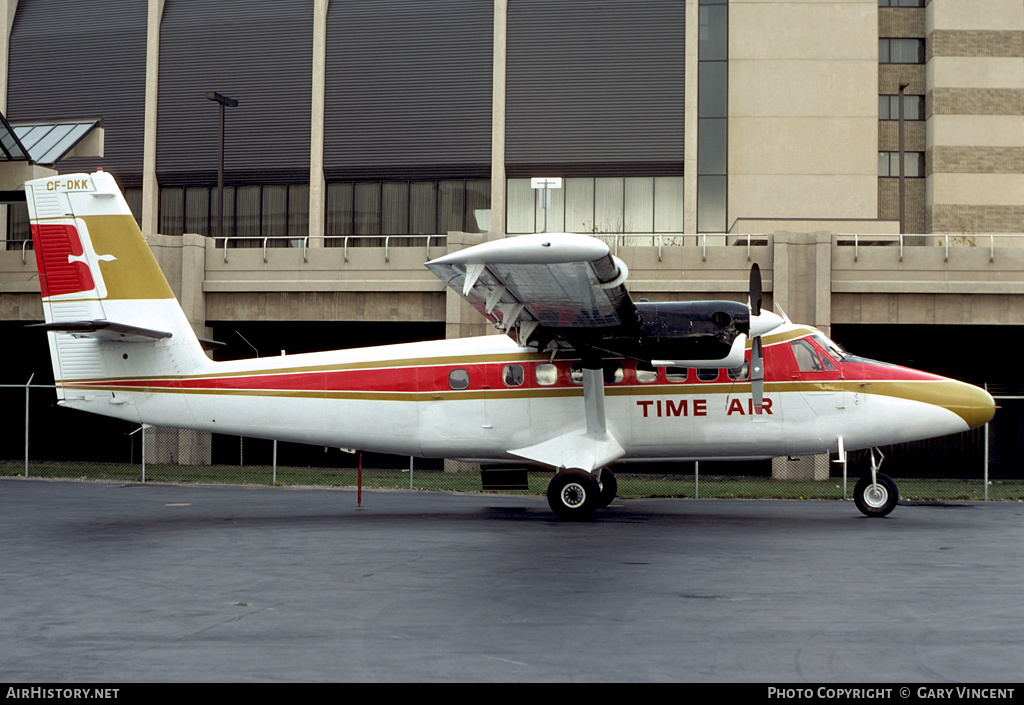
left=147, top=233, right=214, bottom=465
left=489, top=0, right=507, bottom=237
left=771, top=230, right=834, bottom=480
left=771, top=230, right=832, bottom=337
left=442, top=230, right=493, bottom=475
left=179, top=232, right=212, bottom=343
left=141, top=0, right=164, bottom=237
left=0, top=0, right=19, bottom=244
left=443, top=231, right=492, bottom=340
left=0, top=0, right=17, bottom=115
left=308, top=0, right=328, bottom=247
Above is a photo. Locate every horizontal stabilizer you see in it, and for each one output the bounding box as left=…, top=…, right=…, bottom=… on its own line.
left=27, top=320, right=172, bottom=342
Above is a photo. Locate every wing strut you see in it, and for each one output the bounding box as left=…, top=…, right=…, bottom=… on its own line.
left=581, top=352, right=607, bottom=436
left=508, top=351, right=624, bottom=472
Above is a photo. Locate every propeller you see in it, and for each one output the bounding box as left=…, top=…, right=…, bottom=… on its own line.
left=747, top=264, right=783, bottom=415
left=750, top=263, right=762, bottom=317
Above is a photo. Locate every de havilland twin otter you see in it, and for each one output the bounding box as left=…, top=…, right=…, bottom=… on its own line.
left=25, top=171, right=995, bottom=520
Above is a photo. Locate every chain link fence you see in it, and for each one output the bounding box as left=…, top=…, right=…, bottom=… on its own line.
left=2, top=384, right=1021, bottom=503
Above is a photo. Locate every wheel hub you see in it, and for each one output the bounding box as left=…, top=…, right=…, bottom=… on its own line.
left=864, top=483, right=888, bottom=509
left=560, top=482, right=587, bottom=508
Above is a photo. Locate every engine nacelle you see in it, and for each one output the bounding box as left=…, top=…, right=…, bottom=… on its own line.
left=632, top=301, right=750, bottom=365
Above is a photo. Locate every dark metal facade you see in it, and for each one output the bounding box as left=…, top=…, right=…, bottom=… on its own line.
left=505, top=0, right=685, bottom=177
left=7, top=0, right=147, bottom=183
left=324, top=0, right=493, bottom=180
left=7, top=0, right=685, bottom=188
left=157, top=0, right=313, bottom=186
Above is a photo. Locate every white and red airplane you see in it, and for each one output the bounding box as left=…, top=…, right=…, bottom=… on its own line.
left=24, top=171, right=995, bottom=519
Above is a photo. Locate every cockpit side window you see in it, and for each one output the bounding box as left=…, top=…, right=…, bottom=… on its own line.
left=790, top=339, right=823, bottom=372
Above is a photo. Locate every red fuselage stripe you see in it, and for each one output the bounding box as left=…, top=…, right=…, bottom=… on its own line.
left=64, top=341, right=945, bottom=394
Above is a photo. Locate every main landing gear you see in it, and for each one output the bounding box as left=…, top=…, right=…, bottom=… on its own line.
left=853, top=448, right=899, bottom=518
left=547, top=468, right=617, bottom=521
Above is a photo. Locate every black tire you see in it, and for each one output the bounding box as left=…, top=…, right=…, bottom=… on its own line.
left=596, top=469, right=618, bottom=509
left=547, top=470, right=600, bottom=521
left=854, top=473, right=899, bottom=518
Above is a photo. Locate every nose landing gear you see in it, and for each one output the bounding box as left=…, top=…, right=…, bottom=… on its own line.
left=854, top=448, right=899, bottom=517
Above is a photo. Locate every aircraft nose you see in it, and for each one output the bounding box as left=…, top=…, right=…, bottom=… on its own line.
left=942, top=381, right=996, bottom=429
left=965, top=384, right=996, bottom=429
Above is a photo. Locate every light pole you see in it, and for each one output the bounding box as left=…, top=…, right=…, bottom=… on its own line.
left=206, top=91, right=238, bottom=239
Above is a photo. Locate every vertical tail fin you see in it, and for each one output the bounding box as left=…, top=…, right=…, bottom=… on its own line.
left=26, top=171, right=209, bottom=409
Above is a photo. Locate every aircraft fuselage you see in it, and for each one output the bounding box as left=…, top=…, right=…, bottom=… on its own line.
left=54, top=324, right=991, bottom=467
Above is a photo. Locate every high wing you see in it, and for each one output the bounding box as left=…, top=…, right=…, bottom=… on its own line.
left=426, top=233, right=784, bottom=479
left=425, top=233, right=635, bottom=348
left=426, top=233, right=782, bottom=368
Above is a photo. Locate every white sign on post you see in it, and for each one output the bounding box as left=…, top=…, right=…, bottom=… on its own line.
left=530, top=177, right=563, bottom=232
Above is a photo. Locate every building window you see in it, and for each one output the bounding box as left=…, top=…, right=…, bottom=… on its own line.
left=506, top=176, right=683, bottom=235
left=878, top=152, right=925, bottom=178
left=879, top=95, right=923, bottom=121
left=158, top=183, right=308, bottom=244
left=879, top=38, right=924, bottom=64
left=4, top=201, right=29, bottom=248
left=697, top=0, right=728, bottom=234
left=879, top=0, right=924, bottom=7
left=326, top=179, right=488, bottom=241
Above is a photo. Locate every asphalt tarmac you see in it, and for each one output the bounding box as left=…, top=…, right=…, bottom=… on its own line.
left=1, top=477, right=1022, bottom=684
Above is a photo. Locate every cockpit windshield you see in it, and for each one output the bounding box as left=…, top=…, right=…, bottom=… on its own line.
left=811, top=333, right=847, bottom=361
left=815, top=333, right=897, bottom=367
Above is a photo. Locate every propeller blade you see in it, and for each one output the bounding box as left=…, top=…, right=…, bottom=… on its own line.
left=749, top=263, right=762, bottom=317
left=751, top=335, right=764, bottom=415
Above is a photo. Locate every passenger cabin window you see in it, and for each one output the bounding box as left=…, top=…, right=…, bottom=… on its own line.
left=604, top=363, right=624, bottom=384
left=666, top=367, right=687, bottom=383
left=569, top=363, right=624, bottom=385
left=635, top=362, right=658, bottom=384
left=728, top=361, right=749, bottom=381
left=503, top=364, right=524, bottom=387
left=535, top=363, right=558, bottom=386
left=448, top=368, right=470, bottom=390
left=790, top=340, right=824, bottom=372
left=696, top=368, right=719, bottom=382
